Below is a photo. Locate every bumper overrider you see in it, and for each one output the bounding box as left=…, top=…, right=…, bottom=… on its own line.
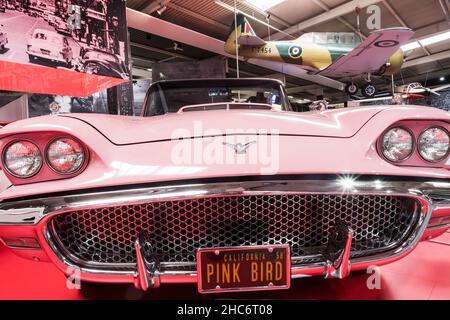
left=0, top=176, right=449, bottom=291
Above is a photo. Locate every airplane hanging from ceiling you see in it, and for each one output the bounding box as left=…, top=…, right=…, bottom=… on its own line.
left=225, top=14, right=414, bottom=98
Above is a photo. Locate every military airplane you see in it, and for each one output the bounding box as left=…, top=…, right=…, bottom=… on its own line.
left=225, top=14, right=414, bottom=98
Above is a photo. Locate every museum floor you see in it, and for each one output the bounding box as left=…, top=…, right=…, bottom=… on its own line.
left=1, top=231, right=449, bottom=300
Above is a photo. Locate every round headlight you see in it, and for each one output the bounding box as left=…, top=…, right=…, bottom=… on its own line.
left=3, top=141, right=42, bottom=178
left=46, top=138, right=85, bottom=174
left=418, top=127, right=450, bottom=162
left=381, top=127, right=414, bottom=162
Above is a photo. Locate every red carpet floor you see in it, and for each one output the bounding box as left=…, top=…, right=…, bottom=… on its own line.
left=1, top=231, right=450, bottom=300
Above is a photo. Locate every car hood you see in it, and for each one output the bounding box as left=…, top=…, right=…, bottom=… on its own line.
left=59, top=107, right=389, bottom=145
left=83, top=50, right=120, bottom=63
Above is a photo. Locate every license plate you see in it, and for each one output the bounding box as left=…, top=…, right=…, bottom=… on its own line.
left=41, top=49, right=50, bottom=55
left=197, top=245, right=290, bottom=293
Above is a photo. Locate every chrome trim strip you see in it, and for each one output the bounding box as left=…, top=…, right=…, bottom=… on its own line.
left=426, top=196, right=450, bottom=229
left=2, top=178, right=449, bottom=277
left=5, top=245, right=42, bottom=250
left=433, top=200, right=450, bottom=210
left=323, top=223, right=353, bottom=279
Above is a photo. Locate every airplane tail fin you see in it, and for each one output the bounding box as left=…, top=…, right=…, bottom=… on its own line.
left=225, top=14, right=265, bottom=54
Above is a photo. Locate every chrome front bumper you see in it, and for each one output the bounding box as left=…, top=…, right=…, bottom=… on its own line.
left=0, top=177, right=449, bottom=287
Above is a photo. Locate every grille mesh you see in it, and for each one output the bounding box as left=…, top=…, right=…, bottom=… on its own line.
left=50, top=194, right=418, bottom=266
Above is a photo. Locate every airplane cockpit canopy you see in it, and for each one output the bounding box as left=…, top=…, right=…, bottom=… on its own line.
left=299, top=32, right=361, bottom=46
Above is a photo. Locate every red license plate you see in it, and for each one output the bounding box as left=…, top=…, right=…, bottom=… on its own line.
left=197, top=245, right=290, bottom=293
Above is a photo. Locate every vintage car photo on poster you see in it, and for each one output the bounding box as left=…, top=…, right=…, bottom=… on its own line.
left=0, top=0, right=129, bottom=79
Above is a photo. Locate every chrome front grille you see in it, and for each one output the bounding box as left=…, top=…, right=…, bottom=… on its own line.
left=48, top=194, right=419, bottom=269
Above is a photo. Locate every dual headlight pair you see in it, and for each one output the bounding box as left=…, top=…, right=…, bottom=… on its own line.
left=2, top=138, right=85, bottom=178
left=382, top=126, right=450, bottom=163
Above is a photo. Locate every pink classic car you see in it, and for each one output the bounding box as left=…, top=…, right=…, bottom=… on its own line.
left=0, top=78, right=449, bottom=293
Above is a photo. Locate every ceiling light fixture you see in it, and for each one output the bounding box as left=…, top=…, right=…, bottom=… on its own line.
left=401, top=41, right=420, bottom=52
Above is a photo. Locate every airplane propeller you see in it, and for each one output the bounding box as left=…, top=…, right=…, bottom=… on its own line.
left=166, top=42, right=184, bottom=52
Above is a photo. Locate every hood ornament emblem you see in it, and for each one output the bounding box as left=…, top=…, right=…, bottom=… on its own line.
left=223, top=141, right=256, bottom=154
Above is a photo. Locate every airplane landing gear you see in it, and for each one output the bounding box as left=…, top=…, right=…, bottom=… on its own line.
left=345, top=73, right=378, bottom=98
left=345, top=83, right=358, bottom=96
left=362, top=83, right=377, bottom=98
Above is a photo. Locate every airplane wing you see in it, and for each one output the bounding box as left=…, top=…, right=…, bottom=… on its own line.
left=237, top=34, right=266, bottom=46
left=318, top=28, right=414, bottom=78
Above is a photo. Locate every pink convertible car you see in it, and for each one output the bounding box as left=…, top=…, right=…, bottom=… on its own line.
left=0, top=78, right=449, bottom=293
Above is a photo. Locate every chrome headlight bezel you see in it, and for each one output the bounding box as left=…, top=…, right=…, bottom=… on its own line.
left=418, top=126, right=450, bottom=163
left=45, top=136, right=86, bottom=175
left=380, top=126, right=415, bottom=163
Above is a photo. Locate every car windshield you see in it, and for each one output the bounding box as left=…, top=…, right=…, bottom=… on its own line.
left=143, top=79, right=290, bottom=116
left=300, top=32, right=360, bottom=45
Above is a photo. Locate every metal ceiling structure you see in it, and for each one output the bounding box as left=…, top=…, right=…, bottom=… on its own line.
left=127, top=0, right=450, bottom=102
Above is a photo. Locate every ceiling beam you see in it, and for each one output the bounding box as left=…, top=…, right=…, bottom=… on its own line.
left=167, top=2, right=229, bottom=31
left=286, top=84, right=323, bottom=94
left=445, top=0, right=450, bottom=20
left=126, top=8, right=345, bottom=90
left=132, top=56, right=155, bottom=64
left=438, top=0, right=450, bottom=22
left=382, top=0, right=407, bottom=27
left=401, top=22, right=450, bottom=67
left=397, top=67, right=450, bottom=85
left=215, top=1, right=295, bottom=39
left=406, top=19, right=450, bottom=40
left=228, top=67, right=259, bottom=77
left=269, top=0, right=383, bottom=40
left=382, top=0, right=431, bottom=56
left=246, top=58, right=344, bottom=90
left=132, top=67, right=152, bottom=78
left=131, top=42, right=194, bottom=60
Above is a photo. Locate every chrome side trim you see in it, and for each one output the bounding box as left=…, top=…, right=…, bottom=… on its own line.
left=1, top=178, right=449, bottom=277
left=0, top=207, right=45, bottom=225
left=0, top=179, right=448, bottom=226
left=428, top=223, right=450, bottom=230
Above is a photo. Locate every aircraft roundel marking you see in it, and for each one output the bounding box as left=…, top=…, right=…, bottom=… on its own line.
left=374, top=40, right=399, bottom=48
left=288, top=45, right=302, bottom=59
